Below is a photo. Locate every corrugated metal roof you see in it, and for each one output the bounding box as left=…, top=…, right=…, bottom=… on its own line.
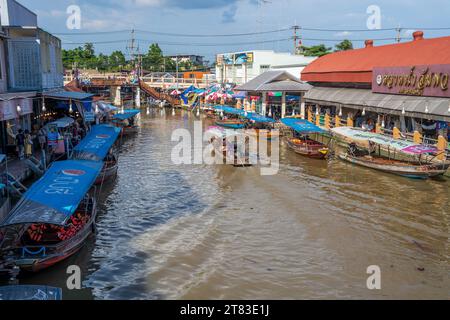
left=236, top=71, right=311, bottom=92
left=43, top=91, right=94, bottom=101
left=304, top=87, right=450, bottom=121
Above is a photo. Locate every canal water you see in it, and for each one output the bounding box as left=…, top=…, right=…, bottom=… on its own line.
left=6, top=109, right=450, bottom=300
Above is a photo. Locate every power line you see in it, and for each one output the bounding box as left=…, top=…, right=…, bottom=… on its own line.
left=54, top=28, right=291, bottom=37
left=62, top=38, right=292, bottom=46
left=53, top=26, right=450, bottom=37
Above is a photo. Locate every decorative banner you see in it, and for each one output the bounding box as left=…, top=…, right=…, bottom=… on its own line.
left=234, top=52, right=254, bottom=65
left=373, top=64, right=450, bottom=98
left=223, top=54, right=234, bottom=65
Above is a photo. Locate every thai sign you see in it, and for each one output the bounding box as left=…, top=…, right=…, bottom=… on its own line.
left=372, top=64, right=450, bottom=98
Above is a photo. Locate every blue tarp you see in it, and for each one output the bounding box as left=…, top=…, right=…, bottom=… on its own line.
left=244, top=112, right=276, bottom=124
left=0, top=286, right=62, bottom=301
left=181, top=85, right=198, bottom=104
left=281, top=118, right=325, bottom=134
left=73, top=125, right=121, bottom=162
left=213, top=105, right=245, bottom=116
left=112, top=109, right=141, bottom=121
left=1, top=160, right=102, bottom=226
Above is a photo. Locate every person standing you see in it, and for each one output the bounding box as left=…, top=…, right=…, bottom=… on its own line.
left=16, top=129, right=25, bottom=160
left=24, top=130, right=33, bottom=159
left=37, top=125, right=47, bottom=151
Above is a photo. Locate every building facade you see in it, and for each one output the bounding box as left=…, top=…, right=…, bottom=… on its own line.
left=0, top=0, right=64, bottom=154
left=216, top=50, right=317, bottom=85
left=301, top=31, right=450, bottom=147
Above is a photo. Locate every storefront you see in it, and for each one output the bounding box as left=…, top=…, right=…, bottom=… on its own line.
left=301, top=31, right=450, bottom=144
left=0, top=93, right=36, bottom=154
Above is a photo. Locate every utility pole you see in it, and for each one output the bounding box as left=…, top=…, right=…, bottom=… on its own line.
left=292, top=25, right=301, bottom=55
left=396, top=25, right=402, bottom=43
left=127, top=29, right=138, bottom=70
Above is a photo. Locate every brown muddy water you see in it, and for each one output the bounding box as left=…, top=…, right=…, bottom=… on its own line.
left=3, top=109, right=449, bottom=300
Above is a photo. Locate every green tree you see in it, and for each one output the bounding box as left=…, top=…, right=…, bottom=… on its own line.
left=143, top=43, right=164, bottom=71
left=301, top=44, right=332, bottom=57
left=335, top=40, right=354, bottom=52
left=109, top=51, right=126, bottom=71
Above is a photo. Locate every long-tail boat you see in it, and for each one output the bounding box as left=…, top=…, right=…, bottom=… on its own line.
left=242, top=112, right=279, bottom=141
left=0, top=160, right=102, bottom=273
left=281, top=118, right=329, bottom=159
left=206, top=126, right=253, bottom=167
left=72, top=124, right=121, bottom=184
left=112, top=109, right=141, bottom=136
left=332, top=127, right=450, bottom=179
left=213, top=106, right=246, bottom=129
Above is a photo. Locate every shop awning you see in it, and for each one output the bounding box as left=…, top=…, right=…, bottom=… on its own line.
left=43, top=91, right=94, bottom=101
left=304, top=87, right=450, bottom=121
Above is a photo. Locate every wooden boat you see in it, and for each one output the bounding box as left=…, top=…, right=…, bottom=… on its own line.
left=246, top=129, right=280, bottom=141
left=95, top=153, right=118, bottom=185
left=112, top=109, right=141, bottom=136
left=215, top=119, right=245, bottom=129
left=339, top=143, right=450, bottom=179
left=206, top=126, right=253, bottom=167
left=332, top=127, right=450, bottom=179
left=72, top=124, right=121, bottom=185
left=0, top=160, right=102, bottom=273
left=281, top=118, right=329, bottom=159
left=286, top=137, right=329, bottom=159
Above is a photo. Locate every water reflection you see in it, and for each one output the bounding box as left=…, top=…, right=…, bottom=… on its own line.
left=3, top=108, right=449, bottom=300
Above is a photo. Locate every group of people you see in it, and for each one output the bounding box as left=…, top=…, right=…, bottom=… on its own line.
left=13, top=127, right=46, bottom=161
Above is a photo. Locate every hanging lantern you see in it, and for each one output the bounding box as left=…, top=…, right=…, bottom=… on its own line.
left=42, top=98, right=46, bottom=112
left=172, top=108, right=175, bottom=116
left=16, top=104, right=22, bottom=114
left=448, top=102, right=450, bottom=113
left=402, top=107, right=406, bottom=115
left=69, top=100, right=73, bottom=113
left=268, top=108, right=272, bottom=117
left=338, top=107, right=343, bottom=117
left=362, top=107, right=366, bottom=116
left=292, top=108, right=296, bottom=117
left=146, top=107, right=150, bottom=115
left=196, top=108, right=200, bottom=117
left=95, top=103, right=99, bottom=114
left=425, top=105, right=429, bottom=113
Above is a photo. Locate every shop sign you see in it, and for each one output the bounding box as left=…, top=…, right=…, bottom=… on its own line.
left=373, top=64, right=450, bottom=98
left=84, top=111, right=95, bottom=123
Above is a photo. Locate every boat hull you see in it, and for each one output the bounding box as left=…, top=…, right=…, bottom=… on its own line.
left=95, top=164, right=118, bottom=185
left=10, top=202, right=97, bottom=273
left=339, top=153, right=450, bottom=179
left=215, top=121, right=245, bottom=129
left=286, top=138, right=329, bottom=159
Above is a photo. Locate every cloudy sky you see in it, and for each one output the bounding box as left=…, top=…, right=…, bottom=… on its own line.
left=19, top=0, right=450, bottom=61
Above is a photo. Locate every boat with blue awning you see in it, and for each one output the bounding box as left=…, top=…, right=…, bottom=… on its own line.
left=242, top=112, right=279, bottom=141
left=0, top=160, right=102, bottom=273
left=73, top=125, right=122, bottom=184
left=281, top=118, right=329, bottom=159
left=112, top=109, right=141, bottom=135
left=213, top=106, right=246, bottom=129
left=0, top=285, right=62, bottom=300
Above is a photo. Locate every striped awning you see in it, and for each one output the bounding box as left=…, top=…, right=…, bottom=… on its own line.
left=304, top=87, right=450, bottom=121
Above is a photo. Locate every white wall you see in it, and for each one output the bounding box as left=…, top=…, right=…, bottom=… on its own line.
left=216, top=50, right=317, bottom=85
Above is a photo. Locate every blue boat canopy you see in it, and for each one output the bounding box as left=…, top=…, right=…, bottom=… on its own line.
left=213, top=105, right=245, bottom=116
left=281, top=118, right=325, bottom=134
left=112, top=109, right=141, bottom=121
left=1, top=160, right=102, bottom=227
left=0, top=286, right=62, bottom=301
left=244, top=112, right=276, bottom=124
left=73, top=125, right=121, bottom=161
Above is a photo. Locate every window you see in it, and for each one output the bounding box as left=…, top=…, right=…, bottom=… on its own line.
left=260, top=65, right=271, bottom=72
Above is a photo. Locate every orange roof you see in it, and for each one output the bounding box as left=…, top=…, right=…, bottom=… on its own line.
left=301, top=33, right=450, bottom=84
